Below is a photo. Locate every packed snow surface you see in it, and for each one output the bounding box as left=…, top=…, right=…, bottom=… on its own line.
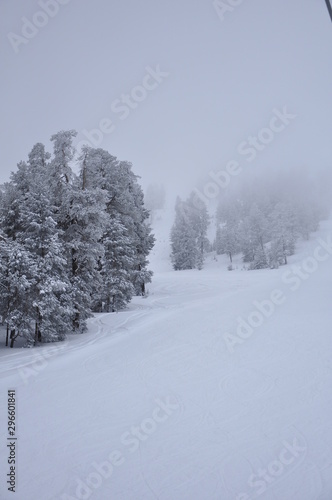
left=1, top=216, right=332, bottom=500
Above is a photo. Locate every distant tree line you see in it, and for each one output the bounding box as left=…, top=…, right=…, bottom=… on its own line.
left=214, top=171, right=329, bottom=269
left=170, top=170, right=330, bottom=271
left=0, top=131, right=154, bottom=347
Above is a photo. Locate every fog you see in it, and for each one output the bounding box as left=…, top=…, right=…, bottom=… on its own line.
left=1, top=0, right=332, bottom=202
left=2, top=3, right=332, bottom=499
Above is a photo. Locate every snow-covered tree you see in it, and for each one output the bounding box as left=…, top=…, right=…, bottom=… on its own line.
left=98, top=215, right=135, bottom=312
left=16, top=186, right=71, bottom=343
left=215, top=202, right=241, bottom=263
left=187, top=192, right=210, bottom=269
left=268, top=202, right=297, bottom=267
left=212, top=169, right=329, bottom=271
left=50, top=130, right=76, bottom=187
left=64, top=183, right=108, bottom=331
left=77, top=147, right=154, bottom=298
left=249, top=245, right=269, bottom=270
left=127, top=178, right=154, bottom=295
left=0, top=131, right=154, bottom=346
left=0, top=238, right=36, bottom=347
left=170, top=193, right=209, bottom=270
left=170, top=197, right=197, bottom=270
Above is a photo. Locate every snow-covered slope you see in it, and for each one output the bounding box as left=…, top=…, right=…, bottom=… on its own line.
left=0, top=216, right=332, bottom=500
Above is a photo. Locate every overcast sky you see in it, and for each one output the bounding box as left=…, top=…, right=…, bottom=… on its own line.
left=1, top=0, right=332, bottom=197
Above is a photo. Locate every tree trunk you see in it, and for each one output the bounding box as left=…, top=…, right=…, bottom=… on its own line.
left=10, top=329, right=16, bottom=348
left=72, top=250, right=78, bottom=275
left=35, top=309, right=42, bottom=343
left=282, top=239, right=287, bottom=266
left=34, top=322, right=39, bottom=345
left=71, top=248, right=80, bottom=331
left=73, top=311, right=80, bottom=331
left=229, top=252, right=232, bottom=263
left=5, top=325, right=9, bottom=347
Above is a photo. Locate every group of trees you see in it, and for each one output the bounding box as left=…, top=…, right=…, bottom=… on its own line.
left=170, top=192, right=210, bottom=270
left=214, top=171, right=329, bottom=269
left=0, top=131, right=154, bottom=347
left=170, top=169, right=330, bottom=272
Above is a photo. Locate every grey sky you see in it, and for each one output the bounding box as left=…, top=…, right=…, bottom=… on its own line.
left=1, top=0, right=332, bottom=197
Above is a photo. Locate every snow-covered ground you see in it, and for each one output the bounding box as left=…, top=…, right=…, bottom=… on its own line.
left=1, top=214, right=332, bottom=500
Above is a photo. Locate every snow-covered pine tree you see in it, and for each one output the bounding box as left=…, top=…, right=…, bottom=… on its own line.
left=16, top=184, right=71, bottom=344
left=219, top=224, right=240, bottom=264
left=268, top=202, right=297, bottom=267
left=0, top=162, right=31, bottom=241
left=28, top=142, right=51, bottom=182
left=0, top=142, right=72, bottom=344
left=0, top=237, right=36, bottom=347
left=0, top=133, right=155, bottom=345
left=170, top=193, right=209, bottom=270
left=66, top=160, right=108, bottom=331
left=0, top=233, right=12, bottom=346
left=187, top=192, right=209, bottom=270
left=239, top=217, right=256, bottom=263
left=49, top=130, right=76, bottom=201
left=249, top=245, right=269, bottom=270
left=48, top=133, right=107, bottom=332
left=240, top=204, right=269, bottom=264
left=129, top=179, right=154, bottom=295
left=170, top=197, right=197, bottom=270
left=215, top=202, right=241, bottom=264
left=114, top=168, right=155, bottom=295
left=77, top=147, right=154, bottom=300
left=78, top=147, right=134, bottom=311
left=99, top=214, right=135, bottom=312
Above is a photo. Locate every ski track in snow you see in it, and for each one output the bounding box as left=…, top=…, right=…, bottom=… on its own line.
left=0, top=220, right=332, bottom=499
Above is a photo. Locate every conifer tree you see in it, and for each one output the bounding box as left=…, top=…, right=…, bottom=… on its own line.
left=99, top=215, right=135, bottom=312
left=170, top=197, right=198, bottom=270
left=0, top=132, right=154, bottom=346
left=170, top=193, right=209, bottom=270
left=268, top=202, right=297, bottom=267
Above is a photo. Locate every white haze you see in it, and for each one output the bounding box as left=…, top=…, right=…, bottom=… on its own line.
left=1, top=0, right=332, bottom=200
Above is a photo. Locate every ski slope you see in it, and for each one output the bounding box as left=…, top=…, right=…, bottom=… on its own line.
left=1, top=215, right=332, bottom=500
